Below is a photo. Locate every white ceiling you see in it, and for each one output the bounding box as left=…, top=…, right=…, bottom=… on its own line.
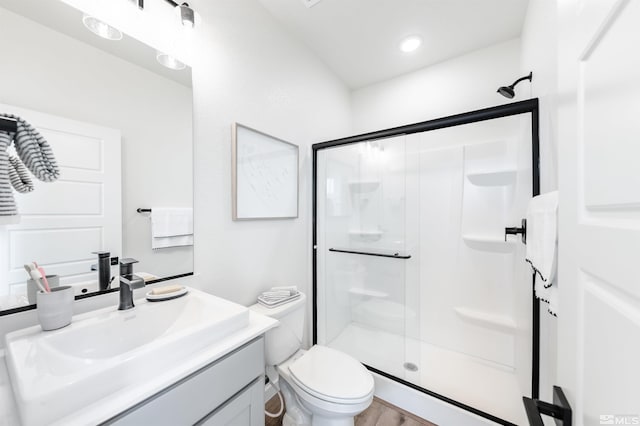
left=257, top=0, right=529, bottom=89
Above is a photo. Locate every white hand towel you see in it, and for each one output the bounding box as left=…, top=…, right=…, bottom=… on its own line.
left=525, top=191, right=559, bottom=316
left=151, top=208, right=193, bottom=238
left=151, top=208, right=193, bottom=250
left=152, top=235, right=193, bottom=250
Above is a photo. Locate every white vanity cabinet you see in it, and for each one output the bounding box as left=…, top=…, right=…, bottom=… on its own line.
left=104, top=337, right=265, bottom=426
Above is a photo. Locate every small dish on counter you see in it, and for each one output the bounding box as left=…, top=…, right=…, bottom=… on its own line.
left=146, top=285, right=188, bottom=302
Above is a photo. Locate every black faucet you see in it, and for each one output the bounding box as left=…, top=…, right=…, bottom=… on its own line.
left=93, top=251, right=112, bottom=291
left=118, top=258, right=145, bottom=310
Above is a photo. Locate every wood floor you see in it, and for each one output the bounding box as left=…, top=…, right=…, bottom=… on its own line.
left=265, top=395, right=437, bottom=426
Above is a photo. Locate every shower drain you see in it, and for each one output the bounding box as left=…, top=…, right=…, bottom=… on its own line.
left=403, top=362, right=419, bottom=372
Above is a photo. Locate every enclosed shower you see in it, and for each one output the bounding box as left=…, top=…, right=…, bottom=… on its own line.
left=313, top=100, right=540, bottom=426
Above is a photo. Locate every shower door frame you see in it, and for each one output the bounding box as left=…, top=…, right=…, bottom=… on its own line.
left=312, top=98, right=540, bottom=426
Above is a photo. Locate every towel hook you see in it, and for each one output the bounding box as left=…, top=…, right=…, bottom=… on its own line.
left=505, top=218, right=527, bottom=244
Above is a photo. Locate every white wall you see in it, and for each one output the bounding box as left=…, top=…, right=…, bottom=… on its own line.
left=519, top=0, right=560, bottom=410
left=0, top=8, right=193, bottom=279
left=189, top=0, right=351, bottom=333
left=519, top=0, right=559, bottom=193
left=351, top=39, right=521, bottom=134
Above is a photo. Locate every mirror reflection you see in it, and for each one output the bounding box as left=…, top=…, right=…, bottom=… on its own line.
left=0, top=0, right=193, bottom=312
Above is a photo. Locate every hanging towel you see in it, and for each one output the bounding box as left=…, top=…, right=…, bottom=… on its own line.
left=151, top=207, right=193, bottom=249
left=0, top=132, right=18, bottom=216
left=8, top=156, right=34, bottom=193
left=7, top=114, right=59, bottom=182
left=525, top=191, right=559, bottom=316
left=152, top=235, right=193, bottom=250
left=0, top=114, right=59, bottom=216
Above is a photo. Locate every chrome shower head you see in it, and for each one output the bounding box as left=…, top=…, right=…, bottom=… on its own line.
left=497, top=72, right=533, bottom=98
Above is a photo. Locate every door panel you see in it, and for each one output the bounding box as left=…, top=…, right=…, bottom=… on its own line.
left=0, top=103, right=121, bottom=296
left=558, top=0, right=640, bottom=422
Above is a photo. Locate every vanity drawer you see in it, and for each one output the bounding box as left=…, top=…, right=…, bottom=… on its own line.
left=196, top=377, right=263, bottom=425
left=105, top=337, right=264, bottom=425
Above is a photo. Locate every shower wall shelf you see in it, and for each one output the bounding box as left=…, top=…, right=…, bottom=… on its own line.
left=348, top=180, right=380, bottom=193
left=462, top=234, right=516, bottom=253
left=454, top=307, right=517, bottom=334
left=466, top=170, right=517, bottom=186
left=329, top=248, right=411, bottom=259
left=348, top=288, right=389, bottom=298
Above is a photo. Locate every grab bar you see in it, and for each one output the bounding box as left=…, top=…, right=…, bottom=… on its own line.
left=328, top=248, right=411, bottom=259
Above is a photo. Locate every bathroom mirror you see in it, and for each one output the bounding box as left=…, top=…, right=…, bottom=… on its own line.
left=0, top=0, right=193, bottom=313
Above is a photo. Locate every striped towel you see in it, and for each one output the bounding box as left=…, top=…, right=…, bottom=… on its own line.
left=0, top=132, right=18, bottom=216
left=5, top=114, right=59, bottom=182
left=8, top=156, right=34, bottom=193
left=0, top=114, right=59, bottom=216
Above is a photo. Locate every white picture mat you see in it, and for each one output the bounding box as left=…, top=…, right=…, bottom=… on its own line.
left=233, top=124, right=298, bottom=219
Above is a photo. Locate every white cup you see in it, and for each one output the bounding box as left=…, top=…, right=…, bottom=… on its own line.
left=36, top=286, right=74, bottom=331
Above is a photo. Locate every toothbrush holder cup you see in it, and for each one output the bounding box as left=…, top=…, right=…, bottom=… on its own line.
left=27, top=275, right=60, bottom=304
left=36, top=286, right=74, bottom=331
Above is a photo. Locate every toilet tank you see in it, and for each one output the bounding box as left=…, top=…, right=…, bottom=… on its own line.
left=249, top=292, right=306, bottom=366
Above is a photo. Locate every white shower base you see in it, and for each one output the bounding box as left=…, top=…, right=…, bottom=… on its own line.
left=328, top=323, right=527, bottom=425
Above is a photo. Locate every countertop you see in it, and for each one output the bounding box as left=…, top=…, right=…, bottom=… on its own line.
left=0, top=309, right=276, bottom=426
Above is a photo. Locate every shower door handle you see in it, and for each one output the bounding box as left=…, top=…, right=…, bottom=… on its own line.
left=522, top=386, right=572, bottom=425
left=505, top=218, right=527, bottom=244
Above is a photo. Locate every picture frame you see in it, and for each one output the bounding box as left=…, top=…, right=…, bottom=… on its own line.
left=232, top=123, right=299, bottom=220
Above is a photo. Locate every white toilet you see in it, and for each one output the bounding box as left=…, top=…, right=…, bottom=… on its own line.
left=250, top=292, right=374, bottom=426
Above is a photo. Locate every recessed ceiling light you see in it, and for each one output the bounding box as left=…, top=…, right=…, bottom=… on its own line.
left=82, top=15, right=123, bottom=41
left=399, top=36, right=422, bottom=53
left=156, top=52, right=186, bottom=70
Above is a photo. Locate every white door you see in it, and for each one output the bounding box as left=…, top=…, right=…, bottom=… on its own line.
left=0, top=104, right=121, bottom=297
left=557, top=0, right=640, bottom=424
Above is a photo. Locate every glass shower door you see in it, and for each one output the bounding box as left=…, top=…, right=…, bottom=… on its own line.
left=316, top=136, right=412, bottom=381
left=315, top=105, right=537, bottom=426
left=402, top=114, right=532, bottom=425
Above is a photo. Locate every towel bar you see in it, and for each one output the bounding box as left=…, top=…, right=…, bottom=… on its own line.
left=328, top=248, right=411, bottom=259
left=0, top=117, right=17, bottom=133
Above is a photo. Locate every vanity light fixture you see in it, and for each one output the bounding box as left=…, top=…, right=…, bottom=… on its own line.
left=82, top=15, right=123, bottom=41
left=133, top=0, right=201, bottom=29
left=156, top=51, right=187, bottom=70
left=175, top=3, right=197, bottom=29
left=399, top=35, right=422, bottom=53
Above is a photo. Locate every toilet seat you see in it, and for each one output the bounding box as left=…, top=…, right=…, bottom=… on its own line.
left=287, top=345, right=374, bottom=405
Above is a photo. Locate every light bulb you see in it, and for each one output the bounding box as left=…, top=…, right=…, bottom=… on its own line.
left=82, top=15, right=123, bottom=41
left=156, top=52, right=186, bottom=70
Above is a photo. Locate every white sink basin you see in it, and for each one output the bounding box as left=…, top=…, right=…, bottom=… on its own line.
left=4, top=288, right=250, bottom=426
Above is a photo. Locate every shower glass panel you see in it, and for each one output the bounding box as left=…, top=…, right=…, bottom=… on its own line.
left=315, top=110, right=535, bottom=426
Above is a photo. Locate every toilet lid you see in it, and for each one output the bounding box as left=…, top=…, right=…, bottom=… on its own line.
left=288, top=345, right=374, bottom=403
